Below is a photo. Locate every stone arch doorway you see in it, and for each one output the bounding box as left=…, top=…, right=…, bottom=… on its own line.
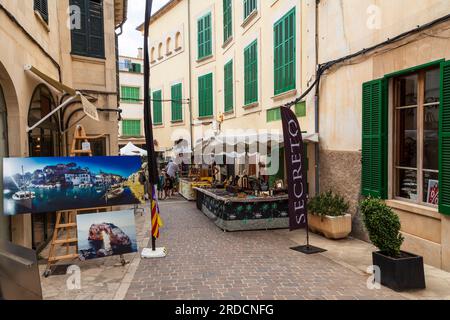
left=28, top=84, right=61, bottom=250
left=0, top=82, right=10, bottom=241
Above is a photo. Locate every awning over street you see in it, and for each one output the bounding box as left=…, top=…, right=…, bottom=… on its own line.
left=24, top=65, right=99, bottom=132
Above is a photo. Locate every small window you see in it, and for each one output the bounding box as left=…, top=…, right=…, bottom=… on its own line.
left=198, top=13, right=212, bottom=60
left=121, top=86, right=140, bottom=103
left=244, top=40, right=258, bottom=105
left=158, top=43, right=163, bottom=59
left=224, top=60, right=234, bottom=112
left=198, top=73, right=213, bottom=117
left=166, top=37, right=172, bottom=55
left=122, top=120, right=141, bottom=137
left=393, top=67, right=440, bottom=206
left=34, top=0, right=49, bottom=23
left=223, top=0, right=233, bottom=43
left=175, top=32, right=182, bottom=50
left=152, top=90, right=163, bottom=125
left=243, top=0, right=257, bottom=21
left=151, top=47, right=156, bottom=62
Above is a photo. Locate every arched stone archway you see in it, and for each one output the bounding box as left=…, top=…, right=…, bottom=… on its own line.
left=0, top=61, right=18, bottom=242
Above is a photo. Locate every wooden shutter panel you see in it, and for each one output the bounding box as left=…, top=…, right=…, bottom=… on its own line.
left=439, top=61, right=450, bottom=215
left=71, top=0, right=88, bottom=55
left=152, top=91, right=162, bottom=125
left=34, top=0, right=49, bottom=22
left=88, top=0, right=105, bottom=58
left=361, top=78, right=388, bottom=198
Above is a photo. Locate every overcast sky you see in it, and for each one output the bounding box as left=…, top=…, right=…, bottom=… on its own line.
left=118, top=0, right=171, bottom=57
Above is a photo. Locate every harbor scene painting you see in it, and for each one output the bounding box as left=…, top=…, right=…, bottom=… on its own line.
left=3, top=156, right=145, bottom=216
left=77, top=210, right=138, bottom=260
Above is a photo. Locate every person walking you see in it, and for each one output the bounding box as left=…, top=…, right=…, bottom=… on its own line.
left=165, top=159, right=179, bottom=198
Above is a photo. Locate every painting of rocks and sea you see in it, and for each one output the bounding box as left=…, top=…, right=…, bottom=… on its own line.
left=77, top=210, right=138, bottom=260
left=3, top=157, right=145, bottom=215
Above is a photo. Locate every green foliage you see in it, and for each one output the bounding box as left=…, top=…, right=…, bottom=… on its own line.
left=308, top=191, right=349, bottom=217
left=360, top=197, right=404, bottom=257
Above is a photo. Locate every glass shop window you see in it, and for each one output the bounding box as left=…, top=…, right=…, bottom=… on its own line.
left=394, top=67, right=440, bottom=206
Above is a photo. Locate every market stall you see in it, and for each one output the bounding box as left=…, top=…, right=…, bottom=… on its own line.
left=194, top=187, right=289, bottom=232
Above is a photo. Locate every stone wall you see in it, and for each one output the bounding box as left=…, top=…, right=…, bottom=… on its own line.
left=319, top=149, right=368, bottom=241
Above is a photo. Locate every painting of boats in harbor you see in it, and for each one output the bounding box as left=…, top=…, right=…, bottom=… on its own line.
left=77, top=210, right=138, bottom=260
left=3, top=156, right=145, bottom=216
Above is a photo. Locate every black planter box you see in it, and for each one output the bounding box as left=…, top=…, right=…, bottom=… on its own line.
left=372, top=251, right=426, bottom=292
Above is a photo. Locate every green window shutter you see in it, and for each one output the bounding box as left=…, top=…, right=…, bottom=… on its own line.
left=122, top=120, right=141, bottom=137
left=223, top=0, right=232, bottom=43
left=70, top=0, right=104, bottom=58
left=439, top=61, right=450, bottom=215
left=34, top=0, right=49, bottom=22
left=121, top=86, right=140, bottom=103
left=224, top=60, right=234, bottom=113
left=171, top=83, right=183, bottom=122
left=131, top=63, right=141, bottom=73
left=266, top=108, right=281, bottom=122
left=361, top=78, right=388, bottom=199
left=244, top=0, right=257, bottom=20
left=244, top=40, right=258, bottom=105
left=152, top=90, right=163, bottom=125
left=274, top=8, right=296, bottom=95
left=199, top=73, right=213, bottom=117
left=198, top=13, right=212, bottom=59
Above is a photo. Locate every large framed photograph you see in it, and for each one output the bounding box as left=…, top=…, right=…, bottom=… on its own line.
left=77, top=210, right=138, bottom=260
left=3, top=157, right=145, bottom=216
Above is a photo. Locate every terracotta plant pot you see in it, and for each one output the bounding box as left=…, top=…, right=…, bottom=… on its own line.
left=308, top=213, right=352, bottom=240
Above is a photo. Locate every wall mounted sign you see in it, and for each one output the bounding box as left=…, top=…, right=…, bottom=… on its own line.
left=3, top=156, right=145, bottom=215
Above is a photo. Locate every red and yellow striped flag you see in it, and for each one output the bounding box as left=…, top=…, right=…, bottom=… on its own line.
left=151, top=186, right=164, bottom=238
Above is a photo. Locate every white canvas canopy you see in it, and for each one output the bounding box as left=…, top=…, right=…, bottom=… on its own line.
left=120, top=142, right=148, bottom=156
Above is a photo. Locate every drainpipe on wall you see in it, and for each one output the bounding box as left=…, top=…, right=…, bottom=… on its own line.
left=187, top=0, right=194, bottom=156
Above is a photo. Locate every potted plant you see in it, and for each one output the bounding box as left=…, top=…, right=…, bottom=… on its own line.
left=308, top=191, right=352, bottom=239
left=360, top=197, right=426, bottom=292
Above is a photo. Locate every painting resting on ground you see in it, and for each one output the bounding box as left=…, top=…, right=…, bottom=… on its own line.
left=3, top=157, right=145, bottom=216
left=77, top=210, right=138, bottom=260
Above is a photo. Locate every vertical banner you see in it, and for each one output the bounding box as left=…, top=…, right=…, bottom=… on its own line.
left=280, top=107, right=308, bottom=230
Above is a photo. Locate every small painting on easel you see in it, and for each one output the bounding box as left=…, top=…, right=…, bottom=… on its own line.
left=3, top=156, right=146, bottom=215
left=77, top=210, right=138, bottom=260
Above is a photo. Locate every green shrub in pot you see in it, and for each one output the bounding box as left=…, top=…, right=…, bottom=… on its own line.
left=360, top=197, right=404, bottom=257
left=308, top=191, right=350, bottom=217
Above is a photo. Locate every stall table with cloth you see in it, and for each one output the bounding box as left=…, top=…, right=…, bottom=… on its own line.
left=194, top=188, right=289, bottom=231
left=179, top=178, right=212, bottom=200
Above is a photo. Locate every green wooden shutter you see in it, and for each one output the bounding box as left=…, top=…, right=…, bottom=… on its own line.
left=122, top=120, right=141, bottom=137
left=70, top=0, right=104, bottom=58
left=439, top=61, right=450, bottom=215
left=244, top=40, right=258, bottom=105
left=171, top=83, right=183, bottom=122
left=199, top=73, right=213, bottom=117
left=274, top=8, right=296, bottom=95
left=224, top=60, right=234, bottom=112
left=361, top=78, right=388, bottom=198
left=121, top=86, right=140, bottom=103
left=152, top=90, right=163, bottom=125
left=198, top=13, right=212, bottom=59
left=244, top=0, right=257, bottom=20
left=223, top=0, right=232, bottom=43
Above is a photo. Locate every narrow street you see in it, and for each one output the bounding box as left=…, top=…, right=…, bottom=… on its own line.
left=124, top=198, right=402, bottom=300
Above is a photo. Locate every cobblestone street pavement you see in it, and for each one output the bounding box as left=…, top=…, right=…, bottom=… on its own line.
left=125, top=198, right=403, bottom=300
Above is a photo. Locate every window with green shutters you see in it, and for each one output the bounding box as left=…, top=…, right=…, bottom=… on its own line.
left=171, top=83, right=183, bottom=122
left=361, top=78, right=388, bottom=199
left=34, top=0, right=49, bottom=23
left=121, top=86, right=140, bottom=103
left=70, top=0, right=105, bottom=59
left=439, top=61, right=450, bottom=215
left=223, top=0, right=233, bottom=43
left=244, top=40, right=258, bottom=105
left=122, top=120, right=141, bottom=137
left=244, top=0, right=257, bottom=20
left=274, top=8, right=296, bottom=95
left=197, top=13, right=212, bottom=60
left=224, top=60, right=234, bottom=113
left=152, top=90, right=163, bottom=125
left=198, top=73, right=213, bottom=118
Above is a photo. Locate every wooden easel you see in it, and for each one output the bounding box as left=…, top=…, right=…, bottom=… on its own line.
left=44, top=125, right=127, bottom=277
left=44, top=125, right=94, bottom=277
